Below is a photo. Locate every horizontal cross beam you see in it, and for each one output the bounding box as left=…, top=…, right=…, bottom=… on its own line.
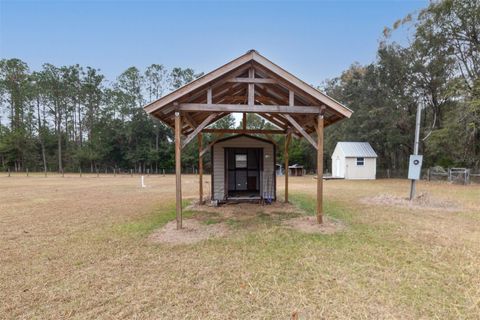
left=178, top=103, right=323, bottom=114
left=202, top=128, right=285, bottom=134
left=226, top=78, right=277, bottom=84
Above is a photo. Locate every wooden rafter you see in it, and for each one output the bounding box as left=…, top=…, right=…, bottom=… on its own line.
left=284, top=114, right=318, bottom=149
left=182, top=114, right=217, bottom=148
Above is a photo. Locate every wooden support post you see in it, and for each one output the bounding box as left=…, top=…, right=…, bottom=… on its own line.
left=242, top=113, right=247, bottom=130
left=198, top=133, right=203, bottom=205
left=175, top=112, right=182, bottom=229
left=316, top=115, right=324, bottom=224
left=284, top=133, right=291, bottom=203
left=248, top=68, right=254, bottom=106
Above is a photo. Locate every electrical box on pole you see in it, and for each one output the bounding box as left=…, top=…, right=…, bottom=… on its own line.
left=409, top=102, right=423, bottom=200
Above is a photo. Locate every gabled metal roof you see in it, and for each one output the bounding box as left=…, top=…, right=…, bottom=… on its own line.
left=335, top=142, right=378, bottom=158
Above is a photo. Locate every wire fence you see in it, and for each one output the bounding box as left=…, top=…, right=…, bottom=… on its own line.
left=2, top=166, right=479, bottom=185
left=1, top=166, right=211, bottom=177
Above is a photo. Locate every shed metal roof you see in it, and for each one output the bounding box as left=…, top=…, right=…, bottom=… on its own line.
left=336, top=142, right=377, bottom=158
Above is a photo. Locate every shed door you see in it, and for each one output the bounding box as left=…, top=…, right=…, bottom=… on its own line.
left=335, top=158, right=340, bottom=177
left=225, top=148, right=262, bottom=196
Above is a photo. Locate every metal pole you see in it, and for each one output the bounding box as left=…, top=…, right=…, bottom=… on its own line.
left=409, top=102, right=422, bottom=200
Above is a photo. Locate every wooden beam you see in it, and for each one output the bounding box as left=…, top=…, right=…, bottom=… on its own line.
left=182, top=112, right=198, bottom=129
left=182, top=114, right=217, bottom=148
left=248, top=68, right=254, bottom=106
left=178, top=103, right=323, bottom=114
left=258, top=113, right=287, bottom=130
left=198, top=133, right=203, bottom=205
left=284, top=132, right=291, bottom=203
left=226, top=77, right=277, bottom=84
left=316, top=115, right=324, bottom=224
left=175, top=112, right=182, bottom=229
left=202, top=128, right=285, bottom=134
left=289, top=90, right=294, bottom=106
left=207, top=87, right=212, bottom=104
left=284, top=114, right=318, bottom=150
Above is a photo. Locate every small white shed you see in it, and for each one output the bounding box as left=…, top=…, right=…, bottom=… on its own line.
left=211, top=134, right=276, bottom=202
left=331, top=142, right=377, bottom=179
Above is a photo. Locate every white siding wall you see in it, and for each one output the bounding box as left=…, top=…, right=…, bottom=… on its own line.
left=212, top=136, right=274, bottom=200
left=344, top=157, right=376, bottom=180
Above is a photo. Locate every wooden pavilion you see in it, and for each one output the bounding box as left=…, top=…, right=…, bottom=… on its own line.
left=144, top=50, right=352, bottom=229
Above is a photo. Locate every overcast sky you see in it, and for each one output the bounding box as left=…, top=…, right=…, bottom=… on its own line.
left=1, top=0, right=427, bottom=86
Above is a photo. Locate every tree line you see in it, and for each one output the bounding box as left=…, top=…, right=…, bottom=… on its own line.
left=324, top=0, right=479, bottom=173
left=0, top=0, right=478, bottom=175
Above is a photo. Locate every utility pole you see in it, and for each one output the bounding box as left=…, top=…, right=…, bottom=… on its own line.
left=409, top=101, right=422, bottom=200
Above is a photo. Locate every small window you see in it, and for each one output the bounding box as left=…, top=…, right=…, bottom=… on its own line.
left=235, top=154, right=247, bottom=168
left=356, top=157, right=364, bottom=166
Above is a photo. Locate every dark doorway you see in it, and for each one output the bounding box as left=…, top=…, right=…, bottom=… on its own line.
left=225, top=148, right=262, bottom=198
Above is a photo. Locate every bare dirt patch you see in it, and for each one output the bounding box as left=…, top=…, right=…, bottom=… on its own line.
left=149, top=218, right=230, bottom=245
left=364, top=192, right=461, bottom=212
left=188, top=200, right=304, bottom=217
left=284, top=216, right=345, bottom=234
left=150, top=200, right=344, bottom=245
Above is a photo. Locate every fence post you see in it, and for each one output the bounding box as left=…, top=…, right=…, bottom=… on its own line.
left=130, top=169, right=133, bottom=177
left=163, top=168, right=165, bottom=176
left=62, top=169, right=64, bottom=177
left=427, top=168, right=430, bottom=181
left=80, top=168, right=82, bottom=177
left=26, top=168, right=29, bottom=177
left=8, top=168, right=11, bottom=177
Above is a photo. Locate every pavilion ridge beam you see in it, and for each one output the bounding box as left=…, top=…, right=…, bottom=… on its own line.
left=182, top=113, right=217, bottom=148
left=284, top=114, right=318, bottom=150
left=178, top=103, right=323, bottom=114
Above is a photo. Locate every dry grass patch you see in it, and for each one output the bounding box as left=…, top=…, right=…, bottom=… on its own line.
left=149, top=218, right=230, bottom=245
left=1, top=174, right=479, bottom=319
left=364, top=192, right=460, bottom=211
left=284, top=215, right=345, bottom=234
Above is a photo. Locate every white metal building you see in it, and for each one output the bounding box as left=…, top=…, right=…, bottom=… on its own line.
left=331, top=142, right=377, bottom=179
